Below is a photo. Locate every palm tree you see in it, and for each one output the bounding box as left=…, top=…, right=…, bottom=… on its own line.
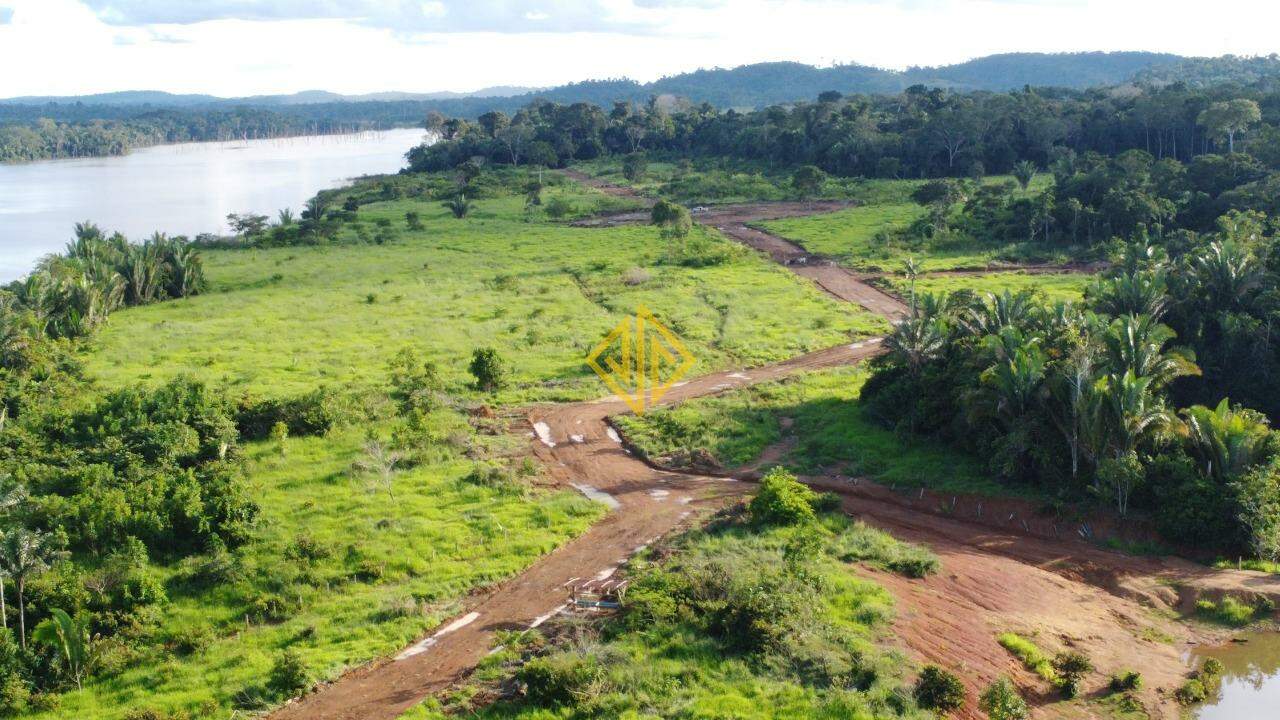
left=885, top=315, right=947, bottom=376
left=1097, top=371, right=1175, bottom=513
left=1180, top=399, right=1272, bottom=483
left=904, top=257, right=921, bottom=315
left=0, top=478, right=27, bottom=632
left=1192, top=241, right=1259, bottom=313
left=33, top=608, right=93, bottom=690
left=1101, top=315, right=1199, bottom=389
left=1088, top=271, right=1169, bottom=319
left=277, top=208, right=296, bottom=226
left=0, top=527, right=64, bottom=648
left=1047, top=349, right=1101, bottom=483
left=1012, top=160, right=1037, bottom=191
left=960, top=290, right=1037, bottom=338
left=443, top=196, right=471, bottom=219
left=1101, top=371, right=1175, bottom=459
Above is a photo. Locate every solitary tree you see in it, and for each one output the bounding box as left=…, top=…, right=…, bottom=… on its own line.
left=469, top=347, right=509, bottom=392
left=1198, top=99, right=1262, bottom=153
left=650, top=200, right=692, bottom=240
left=1012, top=160, right=1037, bottom=191
left=979, top=677, right=1028, bottom=720
left=622, top=152, right=648, bottom=182
left=792, top=165, right=826, bottom=199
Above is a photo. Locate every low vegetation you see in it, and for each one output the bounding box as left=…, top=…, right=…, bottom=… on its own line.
left=401, top=476, right=936, bottom=720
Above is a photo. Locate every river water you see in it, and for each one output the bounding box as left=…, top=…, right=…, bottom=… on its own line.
left=1191, top=631, right=1280, bottom=719
left=0, top=127, right=427, bottom=282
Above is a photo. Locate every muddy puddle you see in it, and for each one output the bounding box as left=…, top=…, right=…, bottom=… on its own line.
left=1190, top=631, right=1280, bottom=719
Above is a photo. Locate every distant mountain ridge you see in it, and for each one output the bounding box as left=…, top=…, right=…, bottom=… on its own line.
left=0, top=86, right=541, bottom=106
left=6, top=51, right=1278, bottom=128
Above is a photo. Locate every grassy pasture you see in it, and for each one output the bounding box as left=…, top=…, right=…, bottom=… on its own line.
left=886, top=271, right=1093, bottom=303
left=615, top=366, right=1019, bottom=498
left=85, top=192, right=886, bottom=402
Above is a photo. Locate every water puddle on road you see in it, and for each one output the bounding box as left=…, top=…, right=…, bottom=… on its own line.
left=1190, top=631, right=1280, bottom=719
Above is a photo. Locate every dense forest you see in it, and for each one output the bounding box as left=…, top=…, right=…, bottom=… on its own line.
left=7, top=53, right=1280, bottom=163
left=0, top=110, right=388, bottom=162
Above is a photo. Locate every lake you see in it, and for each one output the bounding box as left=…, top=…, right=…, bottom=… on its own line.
left=1192, top=631, right=1280, bottom=719
left=0, top=127, right=427, bottom=282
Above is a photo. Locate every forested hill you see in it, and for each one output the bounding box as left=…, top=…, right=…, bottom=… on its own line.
left=0, top=51, right=1205, bottom=120
left=4, top=51, right=1278, bottom=163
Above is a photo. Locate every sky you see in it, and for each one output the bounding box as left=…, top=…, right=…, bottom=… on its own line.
left=0, top=0, right=1277, bottom=98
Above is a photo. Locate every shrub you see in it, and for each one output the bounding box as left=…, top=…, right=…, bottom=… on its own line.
left=1199, top=658, right=1224, bottom=678
left=1052, top=651, right=1093, bottom=698
left=0, top=675, right=29, bottom=714
left=388, top=347, right=445, bottom=418
left=749, top=467, right=817, bottom=526
left=517, top=654, right=604, bottom=706
left=469, top=347, right=509, bottom=392
left=405, top=211, right=424, bottom=230
left=621, top=152, right=648, bottom=182
left=979, top=677, right=1028, bottom=720
left=913, top=665, right=965, bottom=712
left=167, top=624, right=213, bottom=656
left=1109, top=670, right=1143, bottom=692
left=1175, top=678, right=1207, bottom=705
left=543, top=195, right=575, bottom=219
left=621, top=267, right=651, bottom=286
left=268, top=649, right=309, bottom=697
left=236, top=388, right=345, bottom=439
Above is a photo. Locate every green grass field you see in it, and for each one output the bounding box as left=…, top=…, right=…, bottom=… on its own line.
left=85, top=190, right=885, bottom=402
left=758, top=175, right=1058, bottom=272
left=615, top=366, right=1024, bottom=498
left=37, top=171, right=892, bottom=719
left=885, top=271, right=1093, bottom=303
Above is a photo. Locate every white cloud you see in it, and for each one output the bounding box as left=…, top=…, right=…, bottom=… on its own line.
left=0, top=0, right=1278, bottom=98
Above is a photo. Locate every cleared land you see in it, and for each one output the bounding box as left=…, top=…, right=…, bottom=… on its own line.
left=45, top=172, right=887, bottom=720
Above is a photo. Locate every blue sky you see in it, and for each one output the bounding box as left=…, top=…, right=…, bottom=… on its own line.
left=1, top=0, right=1276, bottom=97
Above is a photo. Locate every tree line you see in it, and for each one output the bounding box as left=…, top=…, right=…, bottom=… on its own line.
left=868, top=233, right=1280, bottom=561
left=0, top=109, right=389, bottom=163
left=408, top=80, right=1280, bottom=182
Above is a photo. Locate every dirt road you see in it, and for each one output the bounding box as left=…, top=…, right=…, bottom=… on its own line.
left=270, top=341, right=886, bottom=720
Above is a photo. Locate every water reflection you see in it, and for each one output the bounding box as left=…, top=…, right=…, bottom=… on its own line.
left=0, top=128, right=427, bottom=282
left=1191, top=631, right=1280, bottom=719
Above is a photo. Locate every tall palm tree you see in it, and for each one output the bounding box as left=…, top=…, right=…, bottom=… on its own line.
left=0, top=527, right=64, bottom=648
left=0, top=478, right=26, bottom=632
left=1048, top=349, right=1102, bottom=483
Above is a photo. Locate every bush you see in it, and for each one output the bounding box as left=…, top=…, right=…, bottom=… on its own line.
left=268, top=649, right=309, bottom=697
left=1052, top=651, right=1093, bottom=698
left=469, top=347, right=509, bottom=392
left=236, top=388, right=345, bottom=439
left=1109, top=670, right=1143, bottom=692
left=517, top=654, right=603, bottom=706
left=621, top=267, right=651, bottom=286
left=979, top=677, right=1028, bottom=720
left=1175, top=678, right=1207, bottom=705
left=543, top=195, right=575, bottom=219
left=749, top=467, right=817, bottom=526
left=167, top=624, right=213, bottom=656
left=913, top=665, right=965, bottom=712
